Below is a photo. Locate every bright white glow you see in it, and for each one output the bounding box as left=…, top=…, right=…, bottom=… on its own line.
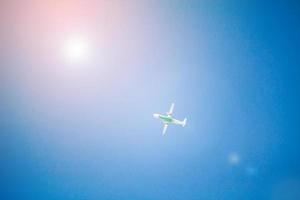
left=62, top=36, right=92, bottom=64
left=228, top=152, right=240, bottom=165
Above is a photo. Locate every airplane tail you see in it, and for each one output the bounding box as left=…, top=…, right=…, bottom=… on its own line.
left=182, top=118, right=187, bottom=127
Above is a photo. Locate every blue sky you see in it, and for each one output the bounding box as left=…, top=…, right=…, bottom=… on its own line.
left=2, top=1, right=300, bottom=199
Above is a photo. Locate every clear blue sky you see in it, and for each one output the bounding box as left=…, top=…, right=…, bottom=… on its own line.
left=2, top=1, right=300, bottom=199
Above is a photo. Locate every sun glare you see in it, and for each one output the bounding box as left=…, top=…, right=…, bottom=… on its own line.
left=62, top=36, right=91, bottom=64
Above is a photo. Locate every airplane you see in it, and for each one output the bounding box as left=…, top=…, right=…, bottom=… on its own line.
left=153, top=103, right=187, bottom=135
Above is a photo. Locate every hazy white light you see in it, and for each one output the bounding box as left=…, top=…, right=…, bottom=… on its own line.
left=62, top=36, right=91, bottom=64
left=228, top=152, right=240, bottom=165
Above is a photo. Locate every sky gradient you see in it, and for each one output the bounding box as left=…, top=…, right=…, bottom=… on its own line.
left=1, top=1, right=300, bottom=199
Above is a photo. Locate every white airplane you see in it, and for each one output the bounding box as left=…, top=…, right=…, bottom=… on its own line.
left=153, top=103, right=187, bottom=135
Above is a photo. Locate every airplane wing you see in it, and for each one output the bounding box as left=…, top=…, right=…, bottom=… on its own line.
left=167, top=103, right=175, bottom=115
left=162, top=124, right=168, bottom=135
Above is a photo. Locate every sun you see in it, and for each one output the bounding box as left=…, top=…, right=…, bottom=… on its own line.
left=62, top=36, right=91, bottom=64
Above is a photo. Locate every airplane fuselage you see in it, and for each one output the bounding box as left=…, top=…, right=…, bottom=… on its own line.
left=158, top=114, right=173, bottom=123
left=153, top=113, right=184, bottom=126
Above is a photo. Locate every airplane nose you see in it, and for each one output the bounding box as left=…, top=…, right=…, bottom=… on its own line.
left=153, top=114, right=159, bottom=118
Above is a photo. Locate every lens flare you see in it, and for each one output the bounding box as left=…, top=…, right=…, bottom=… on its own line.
left=228, top=152, right=240, bottom=165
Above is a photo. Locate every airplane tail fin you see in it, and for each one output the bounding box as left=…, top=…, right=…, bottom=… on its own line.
left=182, top=118, right=187, bottom=127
